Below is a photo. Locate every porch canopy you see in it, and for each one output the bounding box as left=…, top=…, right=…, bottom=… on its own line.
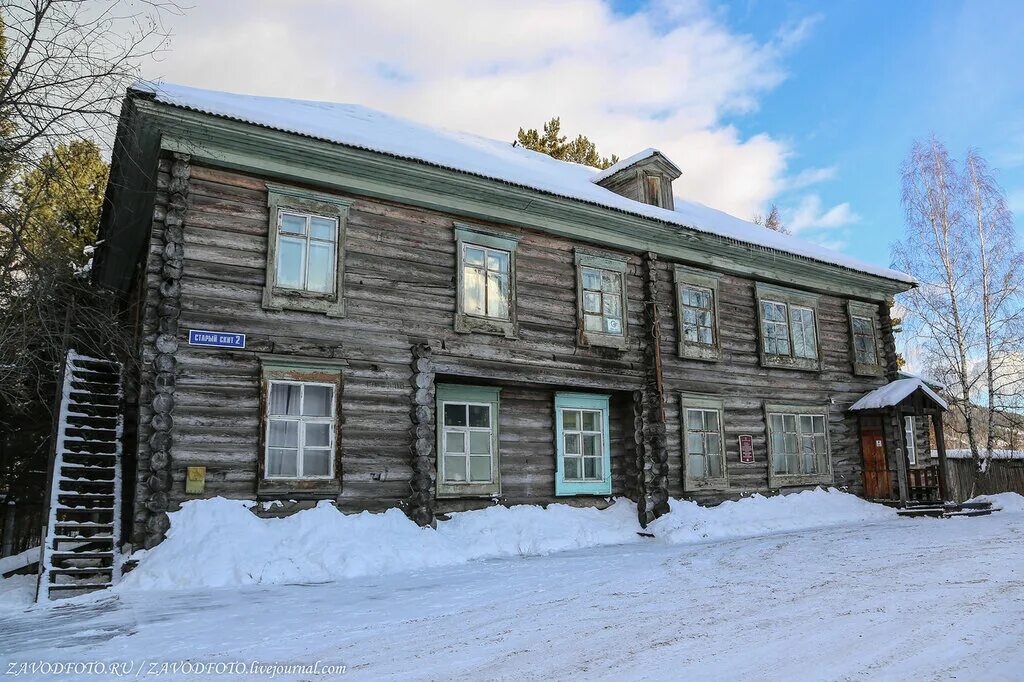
left=850, top=377, right=950, bottom=505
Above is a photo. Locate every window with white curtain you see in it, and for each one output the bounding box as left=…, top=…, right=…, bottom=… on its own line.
left=905, top=416, right=917, bottom=465
left=265, top=381, right=336, bottom=479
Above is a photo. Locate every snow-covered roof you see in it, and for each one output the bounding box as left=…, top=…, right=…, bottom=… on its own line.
left=590, top=147, right=672, bottom=183
left=850, top=378, right=948, bottom=411
left=132, top=81, right=913, bottom=284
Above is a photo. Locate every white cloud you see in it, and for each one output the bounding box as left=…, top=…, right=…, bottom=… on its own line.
left=140, top=0, right=824, bottom=219
left=786, top=194, right=860, bottom=233
left=785, top=166, right=837, bottom=191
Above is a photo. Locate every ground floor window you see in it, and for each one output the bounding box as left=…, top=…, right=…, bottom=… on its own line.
left=266, top=380, right=337, bottom=478
left=765, top=403, right=833, bottom=487
left=905, top=416, right=917, bottom=465
left=681, top=395, right=728, bottom=491
left=555, top=393, right=611, bottom=495
left=436, top=384, right=501, bottom=497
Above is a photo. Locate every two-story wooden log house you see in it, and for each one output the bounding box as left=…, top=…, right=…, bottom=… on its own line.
left=91, top=82, right=946, bottom=551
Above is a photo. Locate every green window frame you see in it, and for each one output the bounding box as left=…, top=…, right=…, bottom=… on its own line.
left=257, top=356, right=347, bottom=498
left=680, top=395, right=728, bottom=491
left=263, top=184, right=351, bottom=318
left=847, top=301, right=884, bottom=376
left=755, top=283, right=821, bottom=371
left=674, top=266, right=721, bottom=361
left=575, top=250, right=629, bottom=350
left=554, top=392, right=612, bottom=496
left=454, top=225, right=519, bottom=338
left=436, top=384, right=502, bottom=498
left=764, top=402, right=833, bottom=488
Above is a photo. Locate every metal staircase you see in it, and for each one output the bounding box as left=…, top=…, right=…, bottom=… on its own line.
left=37, top=350, right=123, bottom=601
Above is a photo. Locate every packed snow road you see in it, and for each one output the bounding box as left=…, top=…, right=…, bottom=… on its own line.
left=1, top=509, right=1022, bottom=681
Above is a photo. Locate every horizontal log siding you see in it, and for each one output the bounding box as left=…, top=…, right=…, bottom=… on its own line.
left=157, top=162, right=646, bottom=515
left=655, top=262, right=891, bottom=503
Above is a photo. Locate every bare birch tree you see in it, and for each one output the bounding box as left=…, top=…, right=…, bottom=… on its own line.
left=893, top=137, right=983, bottom=460
left=964, top=149, right=1024, bottom=469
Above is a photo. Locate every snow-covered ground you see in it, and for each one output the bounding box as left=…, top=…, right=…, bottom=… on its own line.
left=1, top=493, right=1022, bottom=681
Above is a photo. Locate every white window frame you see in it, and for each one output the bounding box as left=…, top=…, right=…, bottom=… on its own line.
left=440, top=401, right=495, bottom=485
left=560, top=408, right=606, bottom=483
left=264, top=380, right=337, bottom=480
left=905, top=415, right=917, bottom=465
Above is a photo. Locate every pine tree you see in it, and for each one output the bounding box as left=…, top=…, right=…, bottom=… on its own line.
left=516, top=117, right=619, bottom=169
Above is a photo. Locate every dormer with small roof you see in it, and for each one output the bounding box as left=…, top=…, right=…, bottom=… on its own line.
left=590, top=148, right=682, bottom=210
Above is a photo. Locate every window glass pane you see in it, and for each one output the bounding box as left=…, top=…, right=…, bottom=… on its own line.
left=783, top=415, right=797, bottom=433
left=444, top=455, right=466, bottom=482
left=813, top=416, right=826, bottom=434
left=444, top=403, right=467, bottom=427
left=581, top=411, right=600, bottom=432
left=699, top=329, right=713, bottom=345
left=706, top=410, right=719, bottom=432
left=280, top=213, right=306, bottom=235
left=707, top=454, right=723, bottom=478
left=305, top=422, right=331, bottom=448
left=582, top=434, right=600, bottom=457
left=303, top=449, right=331, bottom=477
left=799, top=415, right=813, bottom=434
left=762, top=301, right=785, bottom=321
left=688, top=409, right=704, bottom=430
left=469, top=431, right=490, bottom=455
left=445, top=431, right=466, bottom=454
left=583, top=291, right=602, bottom=313
left=687, top=432, right=704, bottom=454
left=468, top=404, right=490, bottom=428
left=582, top=268, right=601, bottom=290
left=604, top=317, right=622, bottom=334
left=267, top=448, right=297, bottom=477
left=564, top=457, right=581, bottom=480
left=309, top=216, right=337, bottom=241
left=603, top=295, right=621, bottom=318
left=487, top=273, right=510, bottom=319
left=564, top=432, right=581, bottom=455
left=683, top=308, right=697, bottom=325
left=464, top=246, right=485, bottom=266
left=306, top=242, right=335, bottom=293
left=487, top=250, right=509, bottom=273
left=269, top=384, right=302, bottom=415
left=463, top=267, right=486, bottom=316
left=583, top=457, right=601, bottom=480
left=268, top=420, right=299, bottom=447
left=784, top=433, right=799, bottom=454
left=707, top=433, right=721, bottom=455
left=688, top=453, right=707, bottom=479
left=773, top=449, right=788, bottom=474
left=276, top=237, right=305, bottom=289
left=815, top=435, right=827, bottom=459
left=684, top=327, right=699, bottom=343
left=469, top=455, right=491, bottom=482
left=584, top=314, right=603, bottom=332
left=563, top=410, right=579, bottom=430
left=303, top=386, right=333, bottom=417
left=770, top=414, right=784, bottom=432
left=602, top=271, right=621, bottom=294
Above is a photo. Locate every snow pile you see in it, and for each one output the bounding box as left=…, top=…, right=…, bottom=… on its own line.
left=970, top=492, right=1024, bottom=513
left=649, top=487, right=896, bottom=544
left=119, top=489, right=901, bottom=592
left=0, top=574, right=35, bottom=612
left=119, top=498, right=642, bottom=591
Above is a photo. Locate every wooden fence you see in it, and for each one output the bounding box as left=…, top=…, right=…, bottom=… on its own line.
left=945, top=458, right=1024, bottom=502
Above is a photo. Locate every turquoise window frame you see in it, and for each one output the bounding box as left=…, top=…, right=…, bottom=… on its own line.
left=435, top=384, right=502, bottom=498
left=554, top=392, right=612, bottom=496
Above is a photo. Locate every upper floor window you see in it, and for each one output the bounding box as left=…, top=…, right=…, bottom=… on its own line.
left=575, top=250, right=628, bottom=350
left=681, top=395, right=728, bottom=491
left=436, top=384, right=502, bottom=498
left=263, top=184, right=351, bottom=318
left=847, top=301, right=884, bottom=376
left=756, top=284, right=821, bottom=371
left=644, top=174, right=663, bottom=207
left=454, top=226, right=518, bottom=338
left=764, top=403, right=833, bottom=488
left=675, top=267, right=720, bottom=361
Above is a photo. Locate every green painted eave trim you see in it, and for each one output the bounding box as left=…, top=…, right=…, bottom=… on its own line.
left=119, top=99, right=912, bottom=301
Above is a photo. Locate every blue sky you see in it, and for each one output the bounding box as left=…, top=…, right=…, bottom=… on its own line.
left=149, top=0, right=1024, bottom=275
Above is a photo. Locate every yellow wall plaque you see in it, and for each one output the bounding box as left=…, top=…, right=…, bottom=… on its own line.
left=185, top=466, right=206, bottom=494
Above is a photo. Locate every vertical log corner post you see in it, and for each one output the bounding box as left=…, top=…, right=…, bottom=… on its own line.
left=635, top=253, right=670, bottom=527
left=141, top=153, right=189, bottom=549
left=880, top=298, right=900, bottom=382
left=407, top=343, right=436, bottom=526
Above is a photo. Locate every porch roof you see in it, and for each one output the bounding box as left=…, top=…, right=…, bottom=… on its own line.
left=850, top=377, right=948, bottom=412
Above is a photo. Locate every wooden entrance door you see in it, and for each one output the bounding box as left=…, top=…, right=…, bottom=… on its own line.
left=861, top=427, right=891, bottom=499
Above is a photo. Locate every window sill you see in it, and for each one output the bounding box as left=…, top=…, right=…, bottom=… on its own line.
left=263, top=287, right=345, bottom=318
left=436, top=482, right=501, bottom=498
left=258, top=478, right=342, bottom=499
left=761, top=355, right=820, bottom=372
left=454, top=314, right=517, bottom=339
left=579, top=331, right=628, bottom=351
left=555, top=482, right=613, bottom=497
left=769, top=473, right=833, bottom=489
left=852, top=363, right=885, bottom=377
left=678, top=344, right=720, bottom=362
left=683, top=477, right=729, bottom=493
